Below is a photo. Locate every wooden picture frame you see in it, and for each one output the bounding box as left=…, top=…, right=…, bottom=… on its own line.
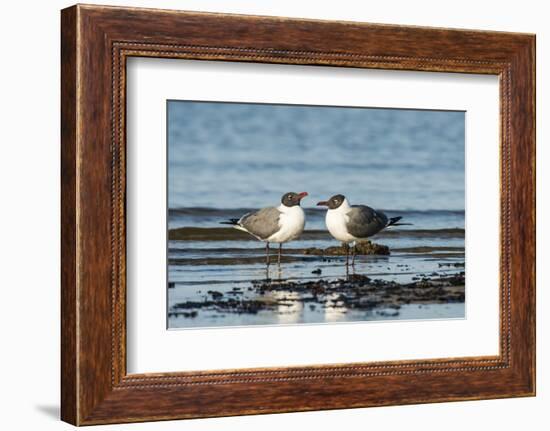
left=61, top=4, right=535, bottom=425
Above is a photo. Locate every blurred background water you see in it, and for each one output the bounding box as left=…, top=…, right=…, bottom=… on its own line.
left=168, top=101, right=465, bottom=212
left=167, top=101, right=465, bottom=329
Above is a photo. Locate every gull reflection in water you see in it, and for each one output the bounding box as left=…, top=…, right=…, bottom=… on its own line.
left=322, top=291, right=349, bottom=323
left=272, top=291, right=303, bottom=325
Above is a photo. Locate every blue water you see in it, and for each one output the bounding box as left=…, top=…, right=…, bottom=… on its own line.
left=167, top=101, right=465, bottom=329
left=168, top=101, right=465, bottom=211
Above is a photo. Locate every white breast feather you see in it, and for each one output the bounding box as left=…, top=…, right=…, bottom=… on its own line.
left=267, top=205, right=305, bottom=243
left=325, top=203, right=357, bottom=243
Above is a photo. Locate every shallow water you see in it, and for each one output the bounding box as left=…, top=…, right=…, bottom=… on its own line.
left=169, top=301, right=465, bottom=330
left=167, top=213, right=465, bottom=329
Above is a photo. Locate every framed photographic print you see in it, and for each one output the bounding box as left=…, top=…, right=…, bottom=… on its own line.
left=61, top=4, right=535, bottom=425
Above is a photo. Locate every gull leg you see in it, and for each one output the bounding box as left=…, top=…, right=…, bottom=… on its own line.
left=278, top=244, right=282, bottom=266
left=266, top=242, right=270, bottom=267
left=352, top=243, right=357, bottom=266
left=345, top=243, right=349, bottom=267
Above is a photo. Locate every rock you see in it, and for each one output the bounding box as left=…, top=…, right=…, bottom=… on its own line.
left=207, top=290, right=224, bottom=299
left=304, top=240, right=390, bottom=256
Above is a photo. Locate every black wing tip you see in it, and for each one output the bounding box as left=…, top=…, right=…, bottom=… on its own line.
left=387, top=216, right=413, bottom=227
left=388, top=216, right=402, bottom=225
left=220, top=218, right=240, bottom=226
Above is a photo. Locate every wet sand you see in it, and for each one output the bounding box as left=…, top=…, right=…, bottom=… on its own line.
left=168, top=234, right=466, bottom=329
left=169, top=226, right=465, bottom=241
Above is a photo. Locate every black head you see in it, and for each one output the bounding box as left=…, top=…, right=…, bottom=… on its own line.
left=317, top=194, right=346, bottom=210
left=281, top=192, right=308, bottom=207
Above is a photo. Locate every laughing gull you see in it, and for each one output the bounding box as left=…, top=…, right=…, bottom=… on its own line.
left=317, top=194, right=408, bottom=265
left=221, top=192, right=308, bottom=265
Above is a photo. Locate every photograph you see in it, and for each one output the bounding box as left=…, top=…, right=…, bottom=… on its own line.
left=167, top=100, right=466, bottom=329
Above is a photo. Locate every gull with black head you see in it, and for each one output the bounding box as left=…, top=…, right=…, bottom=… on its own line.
left=221, top=192, right=308, bottom=266
left=317, top=194, right=408, bottom=266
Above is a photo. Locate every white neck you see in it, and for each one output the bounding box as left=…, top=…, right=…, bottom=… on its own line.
left=329, top=198, right=351, bottom=213
left=278, top=203, right=302, bottom=214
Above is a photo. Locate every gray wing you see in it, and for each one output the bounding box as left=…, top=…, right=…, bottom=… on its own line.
left=346, top=205, right=388, bottom=238
left=239, top=207, right=281, bottom=240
